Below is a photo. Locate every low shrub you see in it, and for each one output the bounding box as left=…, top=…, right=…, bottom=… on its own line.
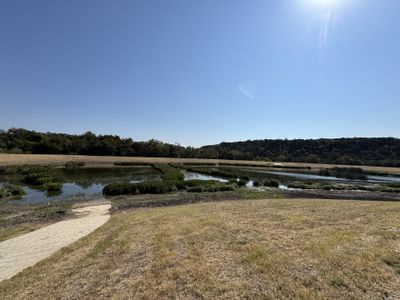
left=152, top=164, right=184, bottom=181
left=262, top=179, right=280, bottom=187
left=20, top=166, right=64, bottom=192
left=183, top=180, right=221, bottom=187
left=286, top=181, right=400, bottom=193
left=386, top=183, right=400, bottom=188
left=187, top=186, right=203, bottom=193
left=103, top=179, right=237, bottom=196
left=219, top=185, right=236, bottom=192
left=237, top=179, right=248, bottom=187
left=114, top=162, right=150, bottom=166
left=0, top=184, right=26, bottom=199
left=23, top=171, right=62, bottom=186
left=253, top=180, right=261, bottom=187
left=65, top=161, right=85, bottom=168
left=319, top=167, right=368, bottom=180
left=187, top=184, right=235, bottom=193
left=288, top=182, right=331, bottom=190
left=331, top=277, right=347, bottom=288
left=103, top=181, right=179, bottom=196
left=43, top=182, right=63, bottom=192
left=0, top=165, right=31, bottom=175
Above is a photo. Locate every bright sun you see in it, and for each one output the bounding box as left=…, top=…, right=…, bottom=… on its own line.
left=309, top=0, right=339, bottom=7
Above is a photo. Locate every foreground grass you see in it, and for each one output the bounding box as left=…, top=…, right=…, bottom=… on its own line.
left=110, top=188, right=282, bottom=210
left=1, top=198, right=400, bottom=299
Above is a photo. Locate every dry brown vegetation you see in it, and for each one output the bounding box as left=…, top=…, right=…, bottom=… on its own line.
left=1, top=198, right=400, bottom=299
left=0, top=203, right=73, bottom=242
left=1, top=154, right=400, bottom=174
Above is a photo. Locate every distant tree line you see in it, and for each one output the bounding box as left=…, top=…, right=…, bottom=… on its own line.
left=0, top=128, right=217, bottom=158
left=1, top=128, right=399, bottom=167
left=202, top=138, right=400, bottom=167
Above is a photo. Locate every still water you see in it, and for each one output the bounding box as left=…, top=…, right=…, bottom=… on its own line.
left=1, top=167, right=229, bottom=204
left=1, top=167, right=161, bottom=204
left=2, top=166, right=399, bottom=204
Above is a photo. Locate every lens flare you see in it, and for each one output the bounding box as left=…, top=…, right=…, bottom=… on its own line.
left=308, top=0, right=342, bottom=8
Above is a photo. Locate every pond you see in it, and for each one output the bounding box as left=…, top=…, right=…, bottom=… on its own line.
left=1, top=167, right=161, bottom=205
left=2, top=165, right=399, bottom=204
left=1, top=167, right=231, bottom=204
left=214, top=166, right=400, bottom=184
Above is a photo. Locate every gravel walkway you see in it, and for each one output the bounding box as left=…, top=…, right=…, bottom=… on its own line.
left=0, top=203, right=111, bottom=282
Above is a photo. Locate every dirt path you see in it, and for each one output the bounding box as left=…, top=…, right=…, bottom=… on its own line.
left=0, top=202, right=111, bottom=282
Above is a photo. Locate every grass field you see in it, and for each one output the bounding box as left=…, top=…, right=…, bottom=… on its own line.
left=1, top=198, right=399, bottom=299
left=1, top=153, right=400, bottom=175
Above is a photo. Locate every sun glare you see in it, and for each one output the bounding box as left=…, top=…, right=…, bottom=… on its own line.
left=309, top=0, right=339, bottom=8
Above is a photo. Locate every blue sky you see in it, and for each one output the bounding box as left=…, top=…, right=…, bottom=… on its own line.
left=0, top=0, right=399, bottom=146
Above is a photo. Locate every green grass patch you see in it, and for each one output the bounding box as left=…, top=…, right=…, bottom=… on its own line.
left=383, top=256, right=400, bottom=274
left=331, top=277, right=347, bottom=288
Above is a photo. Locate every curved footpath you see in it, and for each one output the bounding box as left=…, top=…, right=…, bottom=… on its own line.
left=0, top=201, right=111, bottom=282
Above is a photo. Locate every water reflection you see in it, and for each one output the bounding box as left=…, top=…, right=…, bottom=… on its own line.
left=1, top=167, right=161, bottom=205
left=182, top=171, right=228, bottom=182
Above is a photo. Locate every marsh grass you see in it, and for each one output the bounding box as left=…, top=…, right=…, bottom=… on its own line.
left=19, top=166, right=63, bottom=192
left=152, top=164, right=184, bottom=181
left=0, top=184, right=26, bottom=200
left=65, top=161, right=85, bottom=168
left=288, top=181, right=400, bottom=193
left=319, top=167, right=368, bottom=180
left=103, top=179, right=232, bottom=196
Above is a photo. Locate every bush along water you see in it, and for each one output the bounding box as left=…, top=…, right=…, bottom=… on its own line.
left=151, top=164, right=185, bottom=181
left=0, top=184, right=26, bottom=200
left=21, top=166, right=64, bottom=192
left=103, top=179, right=237, bottom=196
left=65, top=161, right=85, bottom=168
left=319, top=167, right=368, bottom=180
left=103, top=163, right=254, bottom=196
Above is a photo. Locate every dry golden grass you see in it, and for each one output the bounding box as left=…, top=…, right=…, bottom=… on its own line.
left=1, top=154, right=400, bottom=174
left=1, top=198, right=400, bottom=299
